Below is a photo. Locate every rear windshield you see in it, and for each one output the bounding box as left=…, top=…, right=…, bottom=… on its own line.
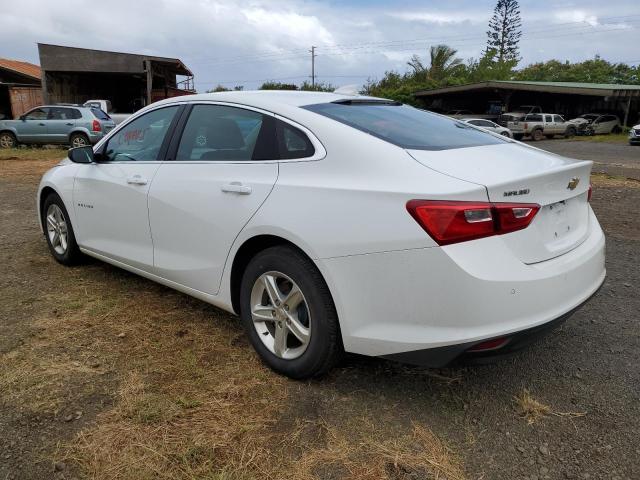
left=91, top=108, right=111, bottom=120
left=303, top=102, right=507, bottom=150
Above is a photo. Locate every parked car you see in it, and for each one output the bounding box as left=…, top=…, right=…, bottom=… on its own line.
left=37, top=91, right=605, bottom=379
left=462, top=118, right=513, bottom=137
left=568, top=114, right=621, bottom=135
left=83, top=99, right=132, bottom=125
left=629, top=124, right=640, bottom=145
left=497, top=105, right=542, bottom=127
left=0, top=105, right=116, bottom=148
left=446, top=109, right=473, bottom=116
left=509, top=113, right=576, bottom=141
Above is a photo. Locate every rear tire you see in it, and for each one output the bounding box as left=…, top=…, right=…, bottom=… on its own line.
left=69, top=133, right=89, bottom=148
left=532, top=129, right=544, bottom=141
left=239, top=245, right=341, bottom=379
left=501, top=131, right=511, bottom=137
left=0, top=131, right=17, bottom=149
left=42, top=192, right=84, bottom=266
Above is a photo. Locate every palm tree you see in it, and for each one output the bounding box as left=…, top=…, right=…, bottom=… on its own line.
left=407, top=44, right=463, bottom=83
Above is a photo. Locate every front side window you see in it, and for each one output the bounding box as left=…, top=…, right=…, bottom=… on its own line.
left=553, top=115, right=564, bottom=123
left=304, top=102, right=506, bottom=150
left=25, top=108, right=49, bottom=120
left=103, top=106, right=178, bottom=162
left=177, top=105, right=270, bottom=161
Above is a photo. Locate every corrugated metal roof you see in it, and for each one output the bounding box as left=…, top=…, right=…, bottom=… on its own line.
left=492, top=80, right=640, bottom=90
left=0, top=58, right=41, bottom=81
left=414, top=80, right=640, bottom=97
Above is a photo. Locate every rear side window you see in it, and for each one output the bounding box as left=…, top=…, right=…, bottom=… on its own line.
left=303, top=102, right=506, bottom=150
left=276, top=120, right=315, bottom=159
left=91, top=108, right=110, bottom=120
left=526, top=114, right=542, bottom=122
left=176, top=105, right=276, bottom=161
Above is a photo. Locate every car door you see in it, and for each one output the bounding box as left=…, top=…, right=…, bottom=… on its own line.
left=73, top=105, right=181, bottom=270
left=17, top=107, right=49, bottom=143
left=47, top=107, right=78, bottom=143
left=147, top=103, right=280, bottom=295
left=552, top=115, right=564, bottom=135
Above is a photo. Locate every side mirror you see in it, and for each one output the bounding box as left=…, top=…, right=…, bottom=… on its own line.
left=68, top=146, right=95, bottom=164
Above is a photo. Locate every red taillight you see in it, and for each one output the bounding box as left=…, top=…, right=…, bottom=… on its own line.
left=92, top=119, right=101, bottom=132
left=524, top=122, right=528, bottom=130
left=587, top=184, right=592, bottom=202
left=406, top=200, right=540, bottom=246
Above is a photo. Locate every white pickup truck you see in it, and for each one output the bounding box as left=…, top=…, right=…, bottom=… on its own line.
left=83, top=100, right=131, bottom=125
left=508, top=113, right=577, bottom=141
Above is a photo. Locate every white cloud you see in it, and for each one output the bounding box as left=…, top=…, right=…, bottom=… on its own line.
left=0, top=0, right=637, bottom=91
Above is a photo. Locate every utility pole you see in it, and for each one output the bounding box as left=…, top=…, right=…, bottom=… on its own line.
left=310, top=46, right=316, bottom=88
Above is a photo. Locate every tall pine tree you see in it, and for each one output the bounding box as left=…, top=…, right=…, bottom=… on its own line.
left=486, top=0, right=522, bottom=63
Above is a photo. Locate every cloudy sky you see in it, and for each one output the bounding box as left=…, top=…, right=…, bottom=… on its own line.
left=1, top=0, right=639, bottom=92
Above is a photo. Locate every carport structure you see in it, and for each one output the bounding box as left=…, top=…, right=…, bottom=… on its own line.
left=414, top=81, right=640, bottom=126
left=38, top=43, right=195, bottom=114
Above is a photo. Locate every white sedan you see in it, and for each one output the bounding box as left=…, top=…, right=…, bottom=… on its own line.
left=37, top=91, right=606, bottom=379
left=462, top=118, right=513, bottom=137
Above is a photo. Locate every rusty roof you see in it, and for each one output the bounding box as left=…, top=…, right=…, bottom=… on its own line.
left=0, top=58, right=41, bottom=81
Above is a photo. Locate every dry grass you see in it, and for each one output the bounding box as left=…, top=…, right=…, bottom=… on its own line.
left=590, top=172, right=640, bottom=189
left=570, top=133, right=630, bottom=144
left=283, top=419, right=465, bottom=480
left=0, top=147, right=64, bottom=181
left=514, top=390, right=586, bottom=426
left=1, top=253, right=465, bottom=479
left=514, top=390, right=552, bottom=425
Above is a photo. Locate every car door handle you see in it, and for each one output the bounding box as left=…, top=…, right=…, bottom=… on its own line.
left=221, top=182, right=252, bottom=195
left=126, top=175, right=148, bottom=185
left=65, top=122, right=74, bottom=126
left=38, top=122, right=46, bottom=126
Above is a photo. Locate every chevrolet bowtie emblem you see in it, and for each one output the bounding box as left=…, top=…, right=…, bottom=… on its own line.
left=567, top=177, right=580, bottom=190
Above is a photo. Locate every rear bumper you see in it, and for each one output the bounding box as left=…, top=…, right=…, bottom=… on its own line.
left=318, top=207, right=605, bottom=359
left=381, top=287, right=599, bottom=367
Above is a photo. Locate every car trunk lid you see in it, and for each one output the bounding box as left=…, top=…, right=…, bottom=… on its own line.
left=407, top=143, right=593, bottom=263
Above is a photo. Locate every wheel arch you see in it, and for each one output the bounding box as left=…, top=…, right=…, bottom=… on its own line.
left=68, top=128, right=90, bottom=140
left=229, top=234, right=322, bottom=316
left=38, top=186, right=60, bottom=228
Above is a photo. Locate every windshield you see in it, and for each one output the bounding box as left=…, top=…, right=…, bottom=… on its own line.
left=303, top=102, right=507, bottom=150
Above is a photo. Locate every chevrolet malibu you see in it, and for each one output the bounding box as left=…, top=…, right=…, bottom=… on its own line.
left=37, top=91, right=605, bottom=379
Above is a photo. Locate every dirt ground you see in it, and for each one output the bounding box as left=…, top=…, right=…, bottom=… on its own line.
left=1, top=143, right=639, bottom=480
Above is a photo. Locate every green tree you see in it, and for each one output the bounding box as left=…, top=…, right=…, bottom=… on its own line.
left=486, top=0, right=522, bottom=63
left=408, top=45, right=463, bottom=83
left=259, top=81, right=298, bottom=90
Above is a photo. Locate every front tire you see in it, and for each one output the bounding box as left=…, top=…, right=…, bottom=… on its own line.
left=564, top=127, right=576, bottom=139
left=42, top=193, right=83, bottom=265
left=0, top=131, right=17, bottom=148
left=239, top=246, right=341, bottom=379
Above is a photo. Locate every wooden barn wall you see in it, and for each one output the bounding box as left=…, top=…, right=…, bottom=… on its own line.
left=8, top=86, right=42, bottom=118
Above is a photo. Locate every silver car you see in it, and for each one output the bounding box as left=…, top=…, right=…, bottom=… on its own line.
left=462, top=118, right=513, bottom=137
left=0, top=105, right=116, bottom=148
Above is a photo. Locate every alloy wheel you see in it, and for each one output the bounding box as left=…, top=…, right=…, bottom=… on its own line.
left=0, top=133, right=15, bottom=148
left=46, top=204, right=68, bottom=255
left=71, top=136, right=88, bottom=148
left=250, top=271, right=311, bottom=360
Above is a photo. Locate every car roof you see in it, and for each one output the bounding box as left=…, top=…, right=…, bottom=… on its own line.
left=153, top=90, right=387, bottom=112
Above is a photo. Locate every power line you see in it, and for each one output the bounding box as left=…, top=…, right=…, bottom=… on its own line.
left=184, top=14, right=640, bottom=67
